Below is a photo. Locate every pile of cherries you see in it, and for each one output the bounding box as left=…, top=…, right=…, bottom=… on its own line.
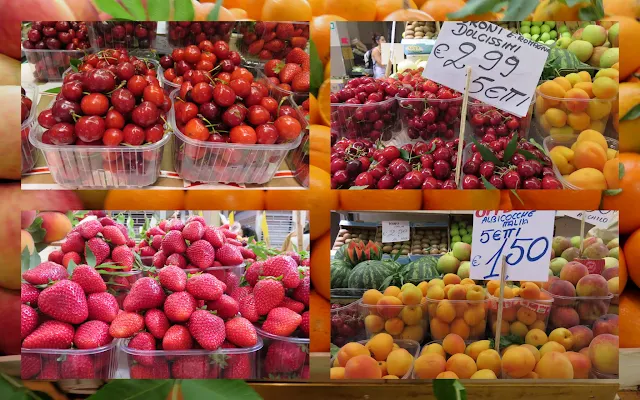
left=36, top=49, right=171, bottom=152
left=21, top=87, right=33, bottom=124
left=167, top=22, right=234, bottom=47
left=22, top=21, right=91, bottom=50
left=330, top=137, right=463, bottom=189
left=92, top=21, right=157, bottom=49
left=468, top=99, right=531, bottom=139
left=461, top=135, right=563, bottom=189
left=238, top=22, right=310, bottom=60
left=330, top=77, right=401, bottom=142
left=159, top=42, right=242, bottom=86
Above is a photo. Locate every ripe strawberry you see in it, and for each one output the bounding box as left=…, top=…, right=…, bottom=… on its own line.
left=109, top=311, right=145, bottom=338
left=247, top=39, right=264, bottom=55
left=230, top=286, right=252, bottom=303
left=207, top=284, right=240, bottom=313
left=300, top=311, right=309, bottom=337
left=264, top=38, right=285, bottom=52
left=61, top=251, right=81, bottom=268
left=222, top=351, right=252, bottom=379
left=164, top=291, right=197, bottom=323
left=182, top=221, right=204, bottom=242
left=216, top=243, right=243, bottom=266
left=48, top=249, right=65, bottom=264
left=102, top=225, right=127, bottom=245
left=275, top=23, right=294, bottom=40
left=301, top=258, right=310, bottom=267
left=290, top=36, right=308, bottom=49
left=279, top=63, right=302, bottom=84
left=262, top=307, right=302, bottom=337
left=146, top=226, right=166, bottom=238
left=220, top=229, right=238, bottom=239
left=301, top=364, right=310, bottom=379
left=291, top=70, right=310, bottom=92
left=254, top=278, right=285, bottom=315
left=60, top=354, right=95, bottom=379
left=79, top=219, right=103, bottom=239
left=286, top=48, right=310, bottom=70
left=292, top=276, right=310, bottom=306
left=151, top=234, right=163, bottom=250
left=21, top=283, right=39, bottom=306
left=171, top=355, right=211, bottom=379
left=22, top=320, right=75, bottom=349
left=263, top=255, right=300, bottom=289
left=203, top=227, right=226, bottom=248
left=264, top=340, right=307, bottom=374
left=37, top=359, right=60, bottom=380
left=145, top=308, right=170, bottom=339
left=87, top=292, right=119, bottom=323
left=140, top=246, right=156, bottom=257
left=74, top=320, right=112, bottom=349
left=166, top=218, right=185, bottom=231
left=166, top=253, right=186, bottom=269
left=152, top=249, right=167, bottom=268
left=188, top=310, right=226, bottom=350
left=162, top=324, right=193, bottom=350
left=186, top=240, right=215, bottom=269
left=21, top=304, right=39, bottom=339
left=162, top=230, right=187, bottom=255
left=279, top=297, right=305, bottom=314
left=129, top=331, right=157, bottom=366
left=22, top=261, right=68, bottom=285
left=130, top=359, right=170, bottom=379
left=99, top=216, right=115, bottom=226
left=225, top=317, right=258, bottom=347
left=127, top=238, right=136, bottom=247
left=123, top=277, right=166, bottom=312
left=158, top=265, right=187, bottom=292
left=264, top=59, right=282, bottom=77
left=239, top=246, right=256, bottom=260
left=112, top=245, right=134, bottom=271
left=186, top=273, right=224, bottom=301
left=21, top=354, right=42, bottom=379
left=226, top=238, right=242, bottom=246
left=245, top=261, right=264, bottom=287
left=224, top=272, right=241, bottom=293
left=39, top=280, right=88, bottom=324
left=86, top=237, right=110, bottom=265
left=186, top=215, right=207, bottom=226
left=71, top=264, right=107, bottom=294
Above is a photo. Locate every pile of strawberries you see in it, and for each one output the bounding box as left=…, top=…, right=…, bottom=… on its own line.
left=262, top=48, right=310, bottom=94
left=238, top=22, right=309, bottom=61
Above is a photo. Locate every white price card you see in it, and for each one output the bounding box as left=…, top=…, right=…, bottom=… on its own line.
left=382, top=221, right=410, bottom=243
left=470, top=211, right=555, bottom=282
left=564, top=211, right=618, bottom=229
left=423, top=21, right=548, bottom=118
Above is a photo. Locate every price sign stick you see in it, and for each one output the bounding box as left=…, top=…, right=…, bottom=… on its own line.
left=454, top=66, right=473, bottom=187
left=494, top=255, right=508, bottom=355
left=386, top=22, right=396, bottom=78
left=579, top=212, right=586, bottom=255
left=296, top=211, right=304, bottom=252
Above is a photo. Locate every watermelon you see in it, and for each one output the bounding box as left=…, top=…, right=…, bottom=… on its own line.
left=347, top=260, right=399, bottom=290
left=334, top=244, right=347, bottom=264
left=331, top=259, right=351, bottom=288
left=401, top=256, right=440, bottom=285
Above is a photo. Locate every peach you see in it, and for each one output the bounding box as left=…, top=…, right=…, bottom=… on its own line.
left=510, top=321, right=529, bottom=338
left=564, top=88, right=590, bottom=112
left=476, top=349, right=502, bottom=376
left=366, top=333, right=394, bottom=361
left=535, top=352, right=574, bottom=379
left=465, top=340, right=490, bottom=361
left=450, top=318, right=470, bottom=339
left=521, top=344, right=541, bottom=364
left=37, top=212, right=72, bottom=243
left=447, top=284, right=467, bottom=300
left=592, top=314, right=619, bottom=336
left=435, top=300, right=456, bottom=323
left=559, top=261, right=589, bottom=286
left=338, top=342, right=371, bottom=367
left=471, top=369, right=497, bottom=379
left=549, top=328, right=575, bottom=350
left=525, top=328, right=548, bottom=347
left=21, top=230, right=34, bottom=255
left=564, top=351, right=592, bottom=379
left=576, top=274, right=609, bottom=297
left=502, top=347, right=535, bottom=378
left=516, top=307, right=537, bottom=326
left=466, top=285, right=485, bottom=301
left=568, top=325, right=594, bottom=351
left=401, top=285, right=423, bottom=306
left=443, top=333, right=466, bottom=356
left=400, top=324, right=425, bottom=342
left=363, top=289, right=384, bottom=305
left=550, top=306, right=580, bottom=328
left=548, top=279, right=576, bottom=302
left=542, top=276, right=558, bottom=291
left=426, top=285, right=445, bottom=300
left=469, top=321, right=487, bottom=338
left=344, top=355, right=383, bottom=379
left=384, top=317, right=405, bottom=335
left=377, top=296, right=403, bottom=318
left=430, top=318, right=450, bottom=340
left=365, top=314, right=384, bottom=334
left=577, top=299, right=608, bottom=325
left=539, top=341, right=566, bottom=357
left=422, top=343, right=446, bottom=358
left=436, top=371, right=459, bottom=379
left=21, top=211, right=36, bottom=229
left=445, top=353, right=477, bottom=379
left=602, top=267, right=619, bottom=281
left=383, top=286, right=401, bottom=297
left=520, top=282, right=541, bottom=300
left=330, top=367, right=345, bottom=379
left=573, top=141, right=607, bottom=171
left=386, top=348, right=413, bottom=377
left=443, top=273, right=461, bottom=286
left=414, top=353, right=446, bottom=379
left=607, top=277, right=619, bottom=296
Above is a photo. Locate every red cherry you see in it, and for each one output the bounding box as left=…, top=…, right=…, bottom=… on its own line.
left=132, top=101, right=159, bottom=128
left=75, top=115, right=106, bottom=142
left=247, top=105, right=271, bottom=126
left=274, top=115, right=302, bottom=141
left=111, top=88, right=136, bottom=114
left=37, top=109, right=56, bottom=129
left=230, top=67, right=253, bottom=83
left=183, top=118, right=210, bottom=141
left=123, top=124, right=145, bottom=145
left=143, top=85, right=166, bottom=107
left=48, top=122, right=76, bottom=145
left=102, top=128, right=124, bottom=146
left=212, top=83, right=236, bottom=107
left=105, top=110, right=125, bottom=129
left=256, top=124, right=278, bottom=144
left=145, top=124, right=165, bottom=143
left=229, top=78, right=251, bottom=98
left=127, top=75, right=148, bottom=97
left=230, top=125, right=257, bottom=144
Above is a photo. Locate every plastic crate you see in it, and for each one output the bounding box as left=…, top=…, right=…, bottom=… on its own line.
left=169, top=91, right=304, bottom=185
left=255, top=327, right=309, bottom=380
left=543, top=289, right=614, bottom=329
left=21, top=341, right=117, bottom=379
left=331, top=97, right=400, bottom=142
left=426, top=298, right=489, bottom=341
left=487, top=294, right=553, bottom=340
left=467, top=96, right=535, bottom=140
left=23, top=48, right=89, bottom=82
left=331, top=300, right=366, bottom=347
left=166, top=22, right=235, bottom=48
left=119, top=336, right=263, bottom=379
left=332, top=338, right=420, bottom=379
left=21, top=84, right=39, bottom=174
left=543, top=135, right=618, bottom=190
left=397, top=96, right=463, bottom=142
left=359, top=301, right=429, bottom=343
left=90, top=22, right=157, bottom=50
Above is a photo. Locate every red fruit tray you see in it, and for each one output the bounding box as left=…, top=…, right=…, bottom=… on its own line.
left=331, top=97, right=400, bottom=142
left=22, top=84, right=39, bottom=175
left=236, top=22, right=310, bottom=64
left=255, top=327, right=309, bottom=380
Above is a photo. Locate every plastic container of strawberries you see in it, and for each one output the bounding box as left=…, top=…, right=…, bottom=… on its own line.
left=166, top=21, right=236, bottom=49
left=119, top=336, right=263, bottom=379
left=396, top=95, right=463, bottom=143
left=256, top=69, right=309, bottom=107
left=89, top=21, right=157, bottom=51
left=332, top=339, right=420, bottom=379
left=255, top=327, right=309, bottom=380
left=107, top=270, right=143, bottom=308
left=29, top=98, right=172, bottom=189
left=168, top=90, right=305, bottom=185
left=21, top=341, right=118, bottom=379
left=330, top=97, right=400, bottom=142
left=235, top=22, right=310, bottom=64
left=21, top=83, right=39, bottom=175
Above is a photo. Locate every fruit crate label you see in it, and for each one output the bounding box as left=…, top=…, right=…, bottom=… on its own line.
left=574, top=258, right=606, bottom=275
left=521, top=299, right=552, bottom=314
left=489, top=297, right=519, bottom=310
left=563, top=210, right=618, bottom=229
left=382, top=221, right=410, bottom=243
left=470, top=210, right=555, bottom=282
left=422, top=21, right=548, bottom=118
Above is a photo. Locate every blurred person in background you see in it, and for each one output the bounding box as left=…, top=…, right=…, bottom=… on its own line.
left=371, top=33, right=387, bottom=79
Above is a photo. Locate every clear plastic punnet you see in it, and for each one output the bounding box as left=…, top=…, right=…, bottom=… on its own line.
left=426, top=298, right=489, bottom=341
left=256, top=69, right=309, bottom=106
left=89, top=22, right=158, bottom=50
left=331, top=97, right=400, bottom=142
left=23, top=48, right=90, bottom=82
left=332, top=339, right=420, bottom=379
left=359, top=301, right=428, bottom=342
left=487, top=294, right=553, bottom=340
left=21, top=84, right=39, bottom=174
left=331, top=300, right=366, bottom=347
left=397, top=95, right=463, bottom=142
left=543, top=288, right=614, bottom=330
left=255, top=327, right=309, bottom=380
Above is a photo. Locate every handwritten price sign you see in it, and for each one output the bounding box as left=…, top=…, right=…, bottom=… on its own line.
left=382, top=221, right=410, bottom=243
left=564, top=211, right=618, bottom=229
left=470, top=211, right=555, bottom=282
left=423, top=22, right=548, bottom=118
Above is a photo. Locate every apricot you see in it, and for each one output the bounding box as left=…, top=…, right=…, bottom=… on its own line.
left=520, top=282, right=541, bottom=300
left=536, top=96, right=550, bottom=114
left=401, top=305, right=423, bottom=326
left=386, top=348, right=413, bottom=377
left=443, top=273, right=461, bottom=286
left=401, top=285, right=422, bottom=306
left=365, top=314, right=385, bottom=334
left=566, top=168, right=608, bottom=190
left=469, top=321, right=487, bottom=338
left=553, top=76, right=572, bottom=91
left=426, top=285, right=445, bottom=300
left=550, top=126, right=576, bottom=137
left=422, top=343, right=446, bottom=358
left=38, top=212, right=72, bottom=243
left=338, top=342, right=371, bottom=367
left=577, top=71, right=592, bottom=83
left=516, top=307, right=537, bottom=326
left=589, top=119, right=607, bottom=133
left=476, top=349, right=502, bottom=376
left=450, top=318, right=470, bottom=340
left=363, top=289, right=384, bottom=305
left=443, top=284, right=453, bottom=298
left=603, top=158, right=619, bottom=189
left=529, top=319, right=546, bottom=331
left=549, top=327, right=575, bottom=350
left=454, top=302, right=469, bottom=318
left=465, top=340, right=490, bottom=361
left=573, top=82, right=593, bottom=98
left=466, top=285, right=485, bottom=301
left=385, top=317, right=405, bottom=336
left=521, top=344, right=541, bottom=364
left=550, top=147, right=576, bottom=175
left=428, top=279, right=444, bottom=289
left=502, top=346, right=535, bottom=378
left=447, top=285, right=467, bottom=300
left=463, top=304, right=485, bottom=326
left=470, top=369, right=497, bottom=379
left=344, top=355, right=383, bottom=379
left=525, top=328, right=548, bottom=347
left=502, top=306, right=517, bottom=322
left=414, top=353, right=447, bottom=379
left=436, top=371, right=459, bottom=379
left=565, top=73, right=582, bottom=87
left=538, top=81, right=567, bottom=105
left=445, top=353, right=477, bottom=379
left=592, top=76, right=618, bottom=99
left=486, top=280, right=500, bottom=295
left=500, top=344, right=518, bottom=357
left=460, top=278, right=476, bottom=286
left=330, top=367, right=345, bottom=379
left=378, top=360, right=388, bottom=376
left=417, top=281, right=429, bottom=296
left=377, top=296, right=403, bottom=318
left=383, top=286, right=401, bottom=297
left=443, top=333, right=465, bottom=356
left=539, top=341, right=566, bottom=357
left=435, top=300, right=456, bottom=323
left=493, top=286, right=514, bottom=299
left=544, top=108, right=568, bottom=127
left=564, top=88, right=590, bottom=112
left=595, top=68, right=619, bottom=82
left=573, top=140, right=608, bottom=171
left=510, top=321, right=529, bottom=338
left=333, top=358, right=340, bottom=367
left=21, top=230, right=34, bottom=255
left=491, top=319, right=510, bottom=336
left=564, top=351, right=591, bottom=379
left=567, top=112, right=591, bottom=131
left=430, top=318, right=450, bottom=340
left=535, top=352, right=574, bottom=379
left=366, top=333, right=394, bottom=361
left=400, top=325, right=425, bottom=342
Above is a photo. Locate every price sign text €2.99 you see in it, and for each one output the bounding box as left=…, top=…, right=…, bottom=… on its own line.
left=470, top=211, right=555, bottom=282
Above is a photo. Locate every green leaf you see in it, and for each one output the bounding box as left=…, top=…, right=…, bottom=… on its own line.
left=348, top=185, right=370, bottom=190
left=85, top=242, right=96, bottom=267
left=180, top=380, right=261, bottom=400
left=447, top=0, right=500, bottom=19
left=207, top=0, right=223, bottom=21
left=379, top=274, right=395, bottom=291
left=501, top=0, right=539, bottom=20
left=399, top=148, right=411, bottom=161
left=309, top=39, right=324, bottom=98
left=91, top=0, right=135, bottom=19
left=502, top=133, right=519, bottom=164
left=622, top=104, right=640, bottom=121
left=44, top=87, right=61, bottom=94
left=148, top=0, right=170, bottom=20
left=516, top=148, right=544, bottom=164
left=480, top=175, right=497, bottom=190
left=173, top=0, right=195, bottom=21
left=67, top=259, right=77, bottom=275
left=88, top=380, right=175, bottom=400
left=21, top=247, right=32, bottom=274
left=121, top=0, right=147, bottom=20
left=619, top=162, right=625, bottom=180
left=470, top=136, right=502, bottom=166
left=116, top=213, right=126, bottom=224
left=511, top=189, right=524, bottom=205
left=434, top=379, right=467, bottom=400
left=27, top=216, right=46, bottom=243
left=330, top=343, right=340, bottom=358
left=603, top=188, right=622, bottom=196
left=578, top=0, right=604, bottom=20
